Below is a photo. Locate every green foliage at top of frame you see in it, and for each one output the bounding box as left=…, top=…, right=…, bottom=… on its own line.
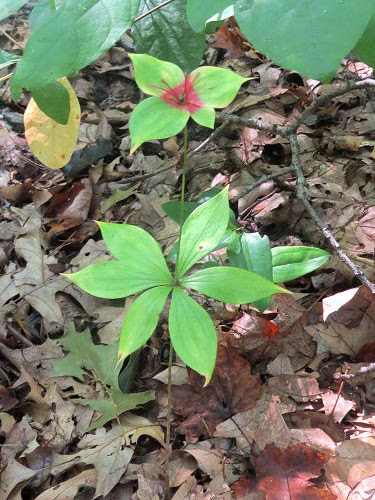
left=0, top=0, right=27, bottom=22
left=6, top=0, right=375, bottom=111
left=232, top=0, right=375, bottom=82
left=132, top=0, right=206, bottom=73
left=10, top=0, right=141, bottom=98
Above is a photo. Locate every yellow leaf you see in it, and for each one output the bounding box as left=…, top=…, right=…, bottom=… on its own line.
left=24, top=77, right=80, bottom=169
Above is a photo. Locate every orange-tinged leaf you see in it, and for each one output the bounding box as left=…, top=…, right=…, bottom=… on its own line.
left=24, top=77, right=80, bottom=169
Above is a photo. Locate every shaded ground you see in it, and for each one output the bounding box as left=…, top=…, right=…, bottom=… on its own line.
left=1, top=11, right=375, bottom=500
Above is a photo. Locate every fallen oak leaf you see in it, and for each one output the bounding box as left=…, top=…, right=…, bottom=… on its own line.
left=172, top=343, right=262, bottom=441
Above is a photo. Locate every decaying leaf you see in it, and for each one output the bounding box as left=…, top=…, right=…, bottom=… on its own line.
left=172, top=343, right=262, bottom=440
left=24, top=77, right=80, bottom=169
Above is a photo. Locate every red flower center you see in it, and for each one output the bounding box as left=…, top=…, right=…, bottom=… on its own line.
left=149, top=73, right=202, bottom=113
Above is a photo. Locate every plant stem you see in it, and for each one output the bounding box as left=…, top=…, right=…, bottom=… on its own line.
left=164, top=343, right=174, bottom=499
left=165, top=125, right=188, bottom=499
left=174, top=125, right=189, bottom=279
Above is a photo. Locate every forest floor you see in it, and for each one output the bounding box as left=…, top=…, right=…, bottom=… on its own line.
left=1, top=9, right=375, bottom=500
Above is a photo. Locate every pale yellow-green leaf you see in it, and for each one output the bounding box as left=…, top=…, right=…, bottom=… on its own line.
left=24, top=77, right=80, bottom=169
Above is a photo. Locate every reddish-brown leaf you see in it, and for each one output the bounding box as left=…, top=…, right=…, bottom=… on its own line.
left=172, top=343, right=262, bottom=441
left=211, top=17, right=250, bottom=59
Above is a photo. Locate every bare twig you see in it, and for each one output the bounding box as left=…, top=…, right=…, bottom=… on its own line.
left=220, top=77, right=375, bottom=292
left=133, top=0, right=175, bottom=24
left=119, top=122, right=232, bottom=185
left=336, top=363, right=375, bottom=386
left=6, top=323, right=34, bottom=347
left=286, top=131, right=375, bottom=293
left=232, top=166, right=294, bottom=202
left=217, top=112, right=287, bottom=136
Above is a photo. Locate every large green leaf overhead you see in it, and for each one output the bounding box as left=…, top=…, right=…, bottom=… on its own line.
left=0, top=0, right=28, bottom=22
left=132, top=0, right=206, bottom=73
left=353, top=15, right=375, bottom=69
left=234, top=0, right=375, bottom=82
left=11, top=0, right=141, bottom=97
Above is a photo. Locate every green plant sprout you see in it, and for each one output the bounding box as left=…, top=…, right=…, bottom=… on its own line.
left=62, top=54, right=287, bottom=385
left=162, top=191, right=331, bottom=311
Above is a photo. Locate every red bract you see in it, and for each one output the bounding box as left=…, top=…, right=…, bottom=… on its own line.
left=149, top=73, right=202, bottom=113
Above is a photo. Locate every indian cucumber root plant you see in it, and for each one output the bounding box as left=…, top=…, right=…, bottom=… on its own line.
left=62, top=54, right=330, bottom=493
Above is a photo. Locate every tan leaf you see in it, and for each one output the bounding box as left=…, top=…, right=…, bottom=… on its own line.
left=24, top=77, right=80, bottom=169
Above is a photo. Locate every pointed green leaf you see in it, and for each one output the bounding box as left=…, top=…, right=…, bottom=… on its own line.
left=118, top=285, right=171, bottom=361
left=229, top=232, right=273, bottom=311
left=162, top=201, right=200, bottom=224
left=129, top=53, right=184, bottom=97
left=11, top=0, right=141, bottom=98
left=186, top=0, right=233, bottom=32
left=0, top=49, right=21, bottom=70
left=31, top=80, right=70, bottom=124
left=96, top=221, right=172, bottom=284
left=190, top=66, right=248, bottom=108
left=132, top=0, right=206, bottom=73
left=353, top=15, right=375, bottom=68
left=169, top=287, right=217, bottom=385
left=129, top=97, right=189, bottom=153
left=239, top=233, right=273, bottom=281
left=181, top=266, right=288, bottom=304
left=272, top=246, right=330, bottom=283
left=62, top=260, right=170, bottom=299
left=175, top=187, right=229, bottom=278
left=84, top=388, right=155, bottom=431
left=191, top=107, right=216, bottom=128
left=0, top=0, right=28, bottom=22
left=234, top=0, right=375, bottom=82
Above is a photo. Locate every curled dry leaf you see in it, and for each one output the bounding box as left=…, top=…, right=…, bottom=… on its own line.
left=24, top=77, right=80, bottom=169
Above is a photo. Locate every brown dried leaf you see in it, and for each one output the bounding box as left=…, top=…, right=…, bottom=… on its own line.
left=306, top=286, right=375, bottom=355
left=172, top=344, right=262, bottom=440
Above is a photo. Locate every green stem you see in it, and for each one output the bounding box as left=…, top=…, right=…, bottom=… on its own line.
left=174, top=125, right=189, bottom=281
left=165, top=125, right=188, bottom=498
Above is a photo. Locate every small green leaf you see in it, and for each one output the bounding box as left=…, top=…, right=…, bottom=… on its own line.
left=186, top=0, right=233, bottom=32
left=353, top=15, right=375, bottom=68
left=181, top=266, right=288, bottom=304
left=118, top=285, right=171, bottom=362
left=0, top=0, right=28, bottom=22
left=53, top=327, right=121, bottom=386
left=190, top=66, right=248, bottom=108
left=62, top=260, right=170, bottom=299
left=272, top=246, right=330, bottom=283
left=169, top=287, right=217, bottom=385
left=162, top=201, right=200, bottom=224
left=84, top=388, right=155, bottom=431
left=233, top=232, right=273, bottom=311
left=96, top=221, right=172, bottom=284
left=129, top=97, right=189, bottom=153
left=0, top=49, right=21, bottom=70
left=29, top=0, right=60, bottom=31
left=175, top=187, right=229, bottom=278
left=129, top=53, right=184, bottom=97
left=52, top=326, right=154, bottom=431
left=191, top=107, right=216, bottom=128
left=31, top=80, right=70, bottom=124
